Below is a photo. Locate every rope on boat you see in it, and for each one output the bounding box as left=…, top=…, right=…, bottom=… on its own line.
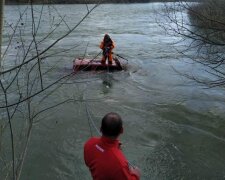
left=83, top=55, right=135, bottom=169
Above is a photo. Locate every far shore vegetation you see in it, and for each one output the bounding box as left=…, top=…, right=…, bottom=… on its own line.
left=188, top=0, right=225, bottom=41
left=160, top=0, right=225, bottom=87
left=5, top=0, right=198, bottom=5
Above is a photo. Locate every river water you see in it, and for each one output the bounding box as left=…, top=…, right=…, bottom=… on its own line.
left=1, top=3, right=225, bottom=180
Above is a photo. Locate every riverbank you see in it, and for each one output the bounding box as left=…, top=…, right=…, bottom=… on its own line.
left=5, top=0, right=196, bottom=5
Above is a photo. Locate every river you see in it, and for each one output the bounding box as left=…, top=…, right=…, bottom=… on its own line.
left=1, top=3, right=225, bottom=180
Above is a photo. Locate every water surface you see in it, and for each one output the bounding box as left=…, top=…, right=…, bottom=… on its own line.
left=1, top=3, right=225, bottom=180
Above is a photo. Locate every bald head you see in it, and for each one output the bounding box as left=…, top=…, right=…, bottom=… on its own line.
left=101, top=112, right=123, bottom=138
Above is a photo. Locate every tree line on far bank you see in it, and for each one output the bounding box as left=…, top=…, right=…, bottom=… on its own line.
left=5, top=0, right=195, bottom=5
left=160, top=0, right=225, bottom=87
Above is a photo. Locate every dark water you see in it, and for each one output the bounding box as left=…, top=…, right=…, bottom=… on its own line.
left=1, top=3, right=225, bottom=180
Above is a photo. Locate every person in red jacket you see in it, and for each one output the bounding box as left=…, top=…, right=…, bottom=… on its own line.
left=84, top=112, right=141, bottom=180
left=99, top=34, right=115, bottom=65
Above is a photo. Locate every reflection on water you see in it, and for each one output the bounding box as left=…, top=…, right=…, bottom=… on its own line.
left=1, top=3, right=225, bottom=180
left=102, top=73, right=113, bottom=93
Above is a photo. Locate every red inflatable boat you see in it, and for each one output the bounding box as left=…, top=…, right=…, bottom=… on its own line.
left=73, top=57, right=123, bottom=71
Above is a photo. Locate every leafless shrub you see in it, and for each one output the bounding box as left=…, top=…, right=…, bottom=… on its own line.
left=188, top=0, right=225, bottom=41
left=0, top=1, right=101, bottom=179
left=158, top=1, right=225, bottom=87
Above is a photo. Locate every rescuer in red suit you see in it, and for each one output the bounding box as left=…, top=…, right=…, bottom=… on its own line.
left=84, top=112, right=141, bottom=180
left=99, top=34, right=115, bottom=65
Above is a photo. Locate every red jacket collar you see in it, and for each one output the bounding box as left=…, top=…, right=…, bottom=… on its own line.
left=100, top=136, right=120, bottom=148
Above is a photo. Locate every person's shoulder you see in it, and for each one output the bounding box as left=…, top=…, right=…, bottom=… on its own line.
left=84, top=137, right=100, bottom=147
left=111, top=148, right=128, bottom=167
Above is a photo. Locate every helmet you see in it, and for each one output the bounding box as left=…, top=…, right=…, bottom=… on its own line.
left=104, top=34, right=111, bottom=43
